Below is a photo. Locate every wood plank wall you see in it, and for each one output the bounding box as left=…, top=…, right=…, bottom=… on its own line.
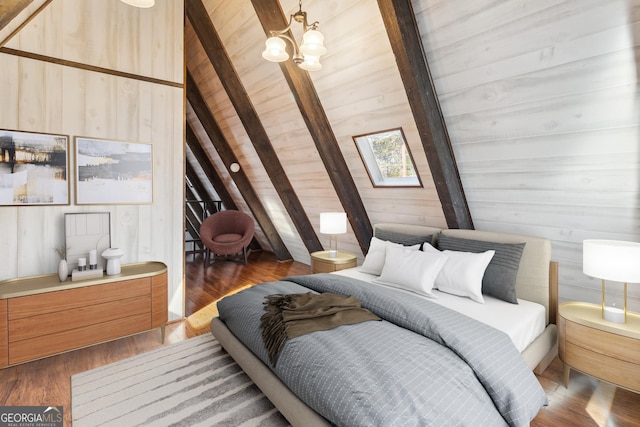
left=0, top=0, right=185, bottom=320
left=413, top=0, right=640, bottom=309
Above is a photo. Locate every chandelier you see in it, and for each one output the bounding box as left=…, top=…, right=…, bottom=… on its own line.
left=261, top=1, right=327, bottom=71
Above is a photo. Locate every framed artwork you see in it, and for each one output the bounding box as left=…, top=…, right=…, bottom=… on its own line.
left=0, top=129, right=70, bottom=206
left=64, top=212, right=111, bottom=272
left=75, top=137, right=153, bottom=204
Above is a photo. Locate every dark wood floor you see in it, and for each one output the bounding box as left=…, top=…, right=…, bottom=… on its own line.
left=185, top=250, right=311, bottom=316
left=1, top=250, right=639, bottom=426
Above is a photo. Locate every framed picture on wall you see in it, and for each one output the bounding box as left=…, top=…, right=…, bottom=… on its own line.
left=0, top=129, right=70, bottom=206
left=75, top=137, right=153, bottom=205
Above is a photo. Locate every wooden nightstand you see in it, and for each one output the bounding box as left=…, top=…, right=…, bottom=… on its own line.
left=558, top=301, right=640, bottom=393
left=310, top=251, right=357, bottom=274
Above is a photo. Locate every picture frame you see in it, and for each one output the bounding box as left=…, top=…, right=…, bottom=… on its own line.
left=0, top=129, right=70, bottom=206
left=75, top=137, right=153, bottom=205
left=64, top=212, right=111, bottom=272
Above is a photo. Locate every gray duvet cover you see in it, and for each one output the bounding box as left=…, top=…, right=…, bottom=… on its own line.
left=217, top=273, right=547, bottom=427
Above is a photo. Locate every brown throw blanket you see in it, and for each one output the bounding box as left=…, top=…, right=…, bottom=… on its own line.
left=261, top=292, right=380, bottom=366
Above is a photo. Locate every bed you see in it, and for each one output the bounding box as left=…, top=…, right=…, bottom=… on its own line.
left=211, top=223, right=558, bottom=426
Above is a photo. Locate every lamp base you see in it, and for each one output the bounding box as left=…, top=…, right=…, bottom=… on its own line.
left=328, top=249, right=337, bottom=258
left=603, top=306, right=625, bottom=323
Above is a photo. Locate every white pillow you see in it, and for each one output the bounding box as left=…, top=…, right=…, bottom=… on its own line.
left=432, top=249, right=495, bottom=304
left=360, top=237, right=420, bottom=276
left=373, top=245, right=448, bottom=297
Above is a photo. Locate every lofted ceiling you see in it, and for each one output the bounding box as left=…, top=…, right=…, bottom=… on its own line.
left=184, top=0, right=640, bottom=311
left=3, top=0, right=640, bottom=310
left=185, top=0, right=470, bottom=265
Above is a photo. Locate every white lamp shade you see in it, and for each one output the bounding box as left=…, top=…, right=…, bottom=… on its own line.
left=300, top=30, right=327, bottom=57
left=120, top=0, right=155, bottom=7
left=262, top=37, right=289, bottom=62
left=320, top=212, right=347, bottom=234
left=298, top=54, right=323, bottom=71
left=583, top=239, right=640, bottom=283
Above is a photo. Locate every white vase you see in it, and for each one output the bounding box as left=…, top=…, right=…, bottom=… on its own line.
left=58, top=259, right=68, bottom=282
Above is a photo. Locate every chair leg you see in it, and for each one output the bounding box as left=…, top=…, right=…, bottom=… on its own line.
left=205, top=248, right=210, bottom=266
left=242, top=246, right=248, bottom=265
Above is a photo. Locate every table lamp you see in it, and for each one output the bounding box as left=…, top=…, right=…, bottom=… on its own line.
left=320, top=212, right=347, bottom=258
left=583, top=239, right=640, bottom=323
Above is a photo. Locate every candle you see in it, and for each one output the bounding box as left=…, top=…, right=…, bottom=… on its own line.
left=89, top=249, right=97, bottom=268
left=603, top=306, right=624, bottom=323
left=78, top=257, right=86, bottom=271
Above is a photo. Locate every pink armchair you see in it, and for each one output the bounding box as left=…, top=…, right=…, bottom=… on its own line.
left=200, top=210, right=255, bottom=265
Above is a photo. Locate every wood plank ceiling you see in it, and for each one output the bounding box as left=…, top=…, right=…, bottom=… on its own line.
left=186, top=0, right=469, bottom=262
left=0, top=0, right=33, bottom=33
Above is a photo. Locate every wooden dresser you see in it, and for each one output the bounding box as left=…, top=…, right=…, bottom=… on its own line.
left=558, top=301, right=640, bottom=393
left=0, top=262, right=167, bottom=368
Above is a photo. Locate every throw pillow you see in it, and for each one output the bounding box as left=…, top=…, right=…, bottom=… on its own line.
left=374, top=229, right=432, bottom=247
left=436, top=234, right=525, bottom=304
left=360, top=237, right=420, bottom=276
left=373, top=245, right=447, bottom=297
left=431, top=249, right=495, bottom=304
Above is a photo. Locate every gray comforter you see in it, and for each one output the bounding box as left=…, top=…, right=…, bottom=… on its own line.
left=217, top=273, right=548, bottom=427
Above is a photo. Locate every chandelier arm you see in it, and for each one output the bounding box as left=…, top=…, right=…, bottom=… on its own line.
left=304, top=21, right=320, bottom=32
left=269, top=12, right=295, bottom=37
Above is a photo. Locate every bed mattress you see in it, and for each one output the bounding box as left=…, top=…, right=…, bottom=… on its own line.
left=334, top=268, right=546, bottom=352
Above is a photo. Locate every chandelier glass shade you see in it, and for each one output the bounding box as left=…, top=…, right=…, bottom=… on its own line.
left=120, top=0, right=155, bottom=7
left=261, top=1, right=327, bottom=71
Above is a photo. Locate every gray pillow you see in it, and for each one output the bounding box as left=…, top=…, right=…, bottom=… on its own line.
left=374, top=229, right=432, bottom=248
left=436, top=234, right=525, bottom=304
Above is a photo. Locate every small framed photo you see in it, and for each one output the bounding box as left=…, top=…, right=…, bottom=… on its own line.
left=75, top=137, right=153, bottom=205
left=0, top=129, right=70, bottom=206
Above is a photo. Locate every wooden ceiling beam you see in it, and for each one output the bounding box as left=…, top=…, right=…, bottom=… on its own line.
left=377, top=0, right=473, bottom=230
left=0, top=0, right=32, bottom=35
left=185, top=158, right=216, bottom=211
left=186, top=73, right=290, bottom=260
left=251, top=0, right=374, bottom=254
left=187, top=0, right=323, bottom=255
left=186, top=123, right=236, bottom=212
left=184, top=181, right=205, bottom=244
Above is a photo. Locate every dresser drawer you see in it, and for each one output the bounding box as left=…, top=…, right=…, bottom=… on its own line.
left=8, top=278, right=150, bottom=320
left=566, top=320, right=640, bottom=364
left=9, top=313, right=151, bottom=365
left=565, top=342, right=640, bottom=392
left=9, top=295, right=151, bottom=342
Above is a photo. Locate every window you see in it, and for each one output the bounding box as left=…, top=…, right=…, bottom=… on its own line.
left=353, top=128, right=422, bottom=187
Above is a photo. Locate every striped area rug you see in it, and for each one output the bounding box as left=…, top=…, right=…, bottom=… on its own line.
left=71, top=334, right=289, bottom=426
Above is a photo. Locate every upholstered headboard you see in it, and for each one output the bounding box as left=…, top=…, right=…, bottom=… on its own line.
left=373, top=223, right=556, bottom=325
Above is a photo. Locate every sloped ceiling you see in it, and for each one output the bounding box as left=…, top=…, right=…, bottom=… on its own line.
left=186, top=0, right=468, bottom=266
left=0, top=0, right=33, bottom=32
left=2, top=0, right=639, bottom=311
left=186, top=0, right=640, bottom=310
